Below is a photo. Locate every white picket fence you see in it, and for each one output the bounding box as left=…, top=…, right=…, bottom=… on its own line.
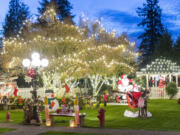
left=149, top=87, right=180, bottom=99
left=16, top=87, right=180, bottom=99
left=17, top=88, right=46, bottom=98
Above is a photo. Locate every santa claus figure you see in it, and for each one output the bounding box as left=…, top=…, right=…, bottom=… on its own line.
left=118, top=75, right=132, bottom=92
left=118, top=75, right=140, bottom=99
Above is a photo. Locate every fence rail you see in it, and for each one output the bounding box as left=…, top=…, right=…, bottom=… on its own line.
left=149, top=87, right=180, bottom=99
left=16, top=87, right=180, bottom=99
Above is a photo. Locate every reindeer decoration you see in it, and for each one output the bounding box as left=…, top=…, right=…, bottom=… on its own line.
left=138, top=89, right=150, bottom=118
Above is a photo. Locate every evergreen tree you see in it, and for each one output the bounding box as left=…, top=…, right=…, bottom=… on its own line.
left=137, top=0, right=164, bottom=65
left=3, top=0, right=30, bottom=38
left=38, top=0, right=74, bottom=24
left=153, top=30, right=173, bottom=58
left=173, top=37, right=180, bottom=64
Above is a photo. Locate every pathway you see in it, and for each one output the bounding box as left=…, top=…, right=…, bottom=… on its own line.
left=0, top=123, right=180, bottom=135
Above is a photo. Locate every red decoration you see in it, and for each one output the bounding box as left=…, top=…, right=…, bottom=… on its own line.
left=13, top=88, right=18, bottom=97
left=61, top=98, right=66, bottom=104
left=50, top=101, right=55, bottom=108
left=118, top=80, right=122, bottom=85
left=104, top=94, right=108, bottom=102
left=6, top=112, right=10, bottom=122
left=116, top=96, right=119, bottom=103
left=27, top=67, right=36, bottom=78
left=126, top=92, right=142, bottom=109
left=64, top=84, right=70, bottom=93
left=159, top=79, right=166, bottom=88
left=18, top=98, right=23, bottom=104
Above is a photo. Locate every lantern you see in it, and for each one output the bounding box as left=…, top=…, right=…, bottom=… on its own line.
left=69, top=119, right=76, bottom=128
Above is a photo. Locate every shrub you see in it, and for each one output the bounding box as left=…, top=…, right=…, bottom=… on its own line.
left=165, top=82, right=178, bottom=99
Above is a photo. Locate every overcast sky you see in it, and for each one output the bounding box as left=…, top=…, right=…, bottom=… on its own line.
left=0, top=0, right=179, bottom=43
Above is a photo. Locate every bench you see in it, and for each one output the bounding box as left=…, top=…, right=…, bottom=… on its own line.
left=50, top=113, right=86, bottom=127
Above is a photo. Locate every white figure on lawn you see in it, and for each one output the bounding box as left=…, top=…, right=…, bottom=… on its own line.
left=118, top=74, right=139, bottom=99
left=45, top=90, right=59, bottom=112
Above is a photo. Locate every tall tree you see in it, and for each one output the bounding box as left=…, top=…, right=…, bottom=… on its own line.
left=153, top=30, right=173, bottom=58
left=38, top=0, right=74, bottom=24
left=3, top=0, right=30, bottom=38
left=173, top=37, right=180, bottom=64
left=137, top=0, right=164, bottom=65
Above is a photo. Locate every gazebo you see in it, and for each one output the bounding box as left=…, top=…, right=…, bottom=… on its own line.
left=137, top=57, right=180, bottom=88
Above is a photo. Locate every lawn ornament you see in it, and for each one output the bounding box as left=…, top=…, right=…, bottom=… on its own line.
left=74, top=97, right=80, bottom=126
left=104, top=93, right=108, bottom=106
left=125, top=89, right=152, bottom=118
left=118, top=75, right=132, bottom=92
left=118, top=75, right=139, bottom=100
left=44, top=96, right=51, bottom=126
left=6, top=111, right=11, bottom=122
left=138, top=90, right=150, bottom=118
left=45, top=90, right=59, bottom=112
left=126, top=91, right=142, bottom=109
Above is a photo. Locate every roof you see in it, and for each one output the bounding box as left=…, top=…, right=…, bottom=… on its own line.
left=137, top=57, right=180, bottom=75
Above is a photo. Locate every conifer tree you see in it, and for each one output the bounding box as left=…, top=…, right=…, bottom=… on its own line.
left=38, top=0, right=74, bottom=24
left=137, top=0, right=164, bottom=65
left=3, top=0, right=30, bottom=38
left=173, top=37, right=180, bottom=64
left=153, top=30, right=173, bottom=58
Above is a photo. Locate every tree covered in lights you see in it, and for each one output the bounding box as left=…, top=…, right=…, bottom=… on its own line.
left=1, top=8, right=138, bottom=98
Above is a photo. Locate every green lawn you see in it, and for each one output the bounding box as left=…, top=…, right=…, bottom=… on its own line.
left=0, top=128, right=14, bottom=134
left=39, top=132, right=106, bottom=135
left=1, top=99, right=180, bottom=131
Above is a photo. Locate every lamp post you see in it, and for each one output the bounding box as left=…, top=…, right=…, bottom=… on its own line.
left=22, top=52, right=48, bottom=125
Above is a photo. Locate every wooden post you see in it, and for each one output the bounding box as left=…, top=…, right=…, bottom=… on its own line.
left=146, top=74, right=149, bottom=89
left=169, top=74, right=172, bottom=82
left=176, top=75, right=178, bottom=87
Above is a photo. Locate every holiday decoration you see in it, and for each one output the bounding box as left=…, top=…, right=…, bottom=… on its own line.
left=158, top=76, right=166, bottom=88
left=140, top=57, right=180, bottom=74
left=118, top=74, right=138, bottom=93
left=6, top=112, right=11, bottom=122
left=74, top=97, right=80, bottom=126
left=69, top=119, right=76, bottom=128
left=118, top=74, right=140, bottom=100
left=65, top=84, right=70, bottom=93
left=103, top=93, right=108, bottom=106
left=44, top=96, right=51, bottom=126
left=116, top=95, right=119, bottom=103
left=45, top=90, right=59, bottom=112
left=126, top=92, right=142, bottom=109
left=27, top=67, right=36, bottom=78
left=13, top=87, right=18, bottom=97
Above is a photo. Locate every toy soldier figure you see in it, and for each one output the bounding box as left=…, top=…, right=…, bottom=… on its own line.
left=3, top=96, right=9, bottom=110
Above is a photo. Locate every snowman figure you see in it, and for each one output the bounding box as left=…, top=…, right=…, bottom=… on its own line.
left=45, top=90, right=59, bottom=112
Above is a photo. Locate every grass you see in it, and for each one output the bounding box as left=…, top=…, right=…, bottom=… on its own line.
left=39, top=132, right=107, bottom=135
left=0, top=128, right=14, bottom=134
left=1, top=99, right=180, bottom=131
